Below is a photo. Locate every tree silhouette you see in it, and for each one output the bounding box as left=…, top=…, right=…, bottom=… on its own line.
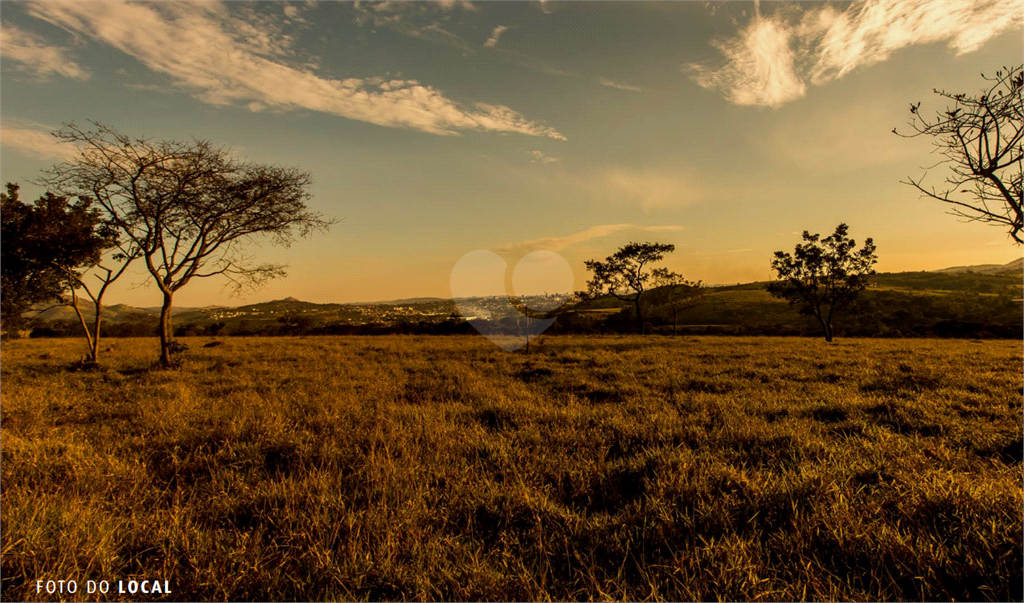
left=0, top=183, right=116, bottom=345
left=584, top=242, right=675, bottom=334
left=767, top=224, right=877, bottom=342
left=651, top=268, right=704, bottom=337
left=895, top=65, right=1023, bottom=244
left=41, top=123, right=335, bottom=367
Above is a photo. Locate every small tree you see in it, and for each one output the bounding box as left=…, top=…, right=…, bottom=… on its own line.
left=0, top=183, right=114, bottom=344
left=895, top=65, right=1023, bottom=244
left=584, top=242, right=675, bottom=334
left=767, top=224, right=877, bottom=342
left=651, top=268, right=704, bottom=337
left=64, top=241, right=140, bottom=363
left=41, top=123, right=335, bottom=367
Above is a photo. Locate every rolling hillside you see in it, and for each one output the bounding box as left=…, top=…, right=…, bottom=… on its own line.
left=573, top=259, right=1022, bottom=338
left=24, top=259, right=1023, bottom=339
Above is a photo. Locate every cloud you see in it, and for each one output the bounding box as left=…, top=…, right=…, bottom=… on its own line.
left=600, top=168, right=701, bottom=210
left=599, top=77, right=643, bottom=92
left=688, top=0, right=1023, bottom=107
left=0, top=23, right=89, bottom=80
left=756, top=99, right=931, bottom=170
left=1, top=124, right=78, bottom=161
left=351, top=2, right=479, bottom=55
left=537, top=0, right=557, bottom=15
left=484, top=25, right=508, bottom=48
left=417, top=23, right=477, bottom=55
left=498, top=224, right=686, bottom=256
left=124, top=83, right=167, bottom=93
left=433, top=1, right=479, bottom=12
left=26, top=2, right=564, bottom=140
left=493, top=47, right=578, bottom=78
left=281, top=3, right=317, bottom=23
left=687, top=13, right=805, bottom=107
left=352, top=1, right=476, bottom=30
left=501, top=162, right=710, bottom=211
left=529, top=150, right=560, bottom=165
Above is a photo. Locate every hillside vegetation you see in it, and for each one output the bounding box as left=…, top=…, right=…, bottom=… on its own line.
left=24, top=262, right=1023, bottom=339
left=574, top=266, right=1023, bottom=338
left=1, top=336, right=1021, bottom=601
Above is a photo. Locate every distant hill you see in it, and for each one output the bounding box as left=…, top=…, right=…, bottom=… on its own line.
left=23, top=261, right=1024, bottom=339
left=356, top=297, right=449, bottom=306
left=933, top=257, right=1022, bottom=275
left=570, top=262, right=1022, bottom=338
left=31, top=300, right=209, bottom=323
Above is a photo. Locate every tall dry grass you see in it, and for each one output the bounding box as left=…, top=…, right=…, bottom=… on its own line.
left=1, top=335, right=1021, bottom=601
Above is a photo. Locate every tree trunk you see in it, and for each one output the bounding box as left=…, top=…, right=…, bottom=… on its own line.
left=89, top=300, right=103, bottom=363
left=634, top=298, right=644, bottom=335
left=159, top=291, right=174, bottom=367
left=525, top=312, right=530, bottom=354
left=816, top=314, right=833, bottom=342
left=69, top=287, right=97, bottom=363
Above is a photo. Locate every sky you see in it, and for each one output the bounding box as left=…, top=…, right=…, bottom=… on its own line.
left=1, top=0, right=1022, bottom=306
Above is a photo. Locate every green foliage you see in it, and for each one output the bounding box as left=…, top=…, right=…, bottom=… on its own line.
left=768, top=224, right=878, bottom=341
left=0, top=336, right=1020, bottom=601
left=0, top=183, right=115, bottom=334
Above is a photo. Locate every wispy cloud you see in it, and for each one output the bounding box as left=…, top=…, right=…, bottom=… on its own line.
left=484, top=25, right=509, bottom=48
left=598, top=77, right=643, bottom=92
left=498, top=224, right=686, bottom=256
left=351, top=2, right=479, bottom=56
left=536, top=0, right=557, bottom=16
left=433, top=1, right=478, bottom=12
left=0, top=23, right=89, bottom=80
left=418, top=22, right=477, bottom=55
left=756, top=100, right=931, bottom=169
left=124, top=83, right=168, bottom=93
left=502, top=162, right=712, bottom=211
left=355, top=0, right=476, bottom=22
left=26, top=2, right=564, bottom=139
left=1, top=124, right=78, bottom=161
left=686, top=10, right=805, bottom=108
left=529, top=149, right=560, bottom=164
left=351, top=0, right=477, bottom=54
left=493, top=46, right=578, bottom=78
left=600, top=168, right=701, bottom=210
left=688, top=0, right=1023, bottom=107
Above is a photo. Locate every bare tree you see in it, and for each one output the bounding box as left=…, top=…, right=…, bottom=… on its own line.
left=584, top=242, right=675, bottom=334
left=41, top=123, right=335, bottom=367
left=651, top=268, right=704, bottom=337
left=895, top=65, right=1023, bottom=243
left=63, top=243, right=141, bottom=364
left=767, top=224, right=877, bottom=342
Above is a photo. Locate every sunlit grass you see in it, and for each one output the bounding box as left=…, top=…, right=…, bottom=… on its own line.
left=1, top=335, right=1021, bottom=601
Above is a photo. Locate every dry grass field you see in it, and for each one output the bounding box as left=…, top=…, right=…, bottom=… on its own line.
left=1, top=335, right=1021, bottom=601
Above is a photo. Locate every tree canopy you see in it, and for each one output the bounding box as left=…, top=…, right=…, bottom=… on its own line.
left=584, top=242, right=675, bottom=334
left=0, top=183, right=115, bottom=336
left=651, top=268, right=704, bottom=337
left=40, top=122, right=335, bottom=366
left=767, top=223, right=877, bottom=342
